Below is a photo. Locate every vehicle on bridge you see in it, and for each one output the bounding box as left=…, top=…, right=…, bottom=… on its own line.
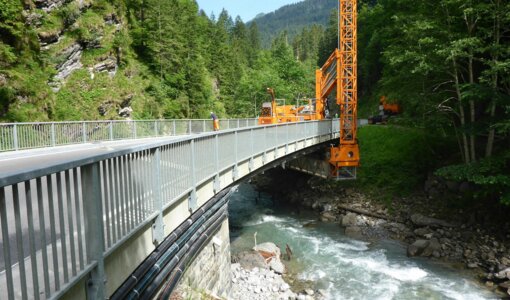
left=258, top=88, right=322, bottom=125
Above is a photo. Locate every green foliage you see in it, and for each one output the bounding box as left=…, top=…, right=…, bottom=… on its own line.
left=251, top=0, right=335, bottom=48
left=436, top=152, right=510, bottom=205
left=356, top=126, right=442, bottom=196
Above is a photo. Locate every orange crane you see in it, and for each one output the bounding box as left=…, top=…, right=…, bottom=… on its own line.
left=316, top=0, right=359, bottom=179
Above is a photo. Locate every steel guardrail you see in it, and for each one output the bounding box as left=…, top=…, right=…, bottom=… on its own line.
left=0, top=119, right=258, bottom=152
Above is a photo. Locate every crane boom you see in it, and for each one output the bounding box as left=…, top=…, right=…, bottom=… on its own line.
left=316, top=0, right=359, bottom=179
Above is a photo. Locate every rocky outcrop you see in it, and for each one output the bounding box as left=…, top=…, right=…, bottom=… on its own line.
left=38, top=31, right=60, bottom=46
left=33, top=0, right=67, bottom=12
left=232, top=251, right=268, bottom=270
left=118, top=107, right=132, bottom=118
left=51, top=43, right=83, bottom=91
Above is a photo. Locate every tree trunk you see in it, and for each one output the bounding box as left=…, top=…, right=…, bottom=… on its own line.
left=453, top=56, right=470, bottom=164
left=468, top=55, right=476, bottom=162
left=486, top=0, right=501, bottom=158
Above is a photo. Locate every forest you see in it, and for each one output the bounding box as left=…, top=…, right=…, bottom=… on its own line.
left=0, top=0, right=509, bottom=204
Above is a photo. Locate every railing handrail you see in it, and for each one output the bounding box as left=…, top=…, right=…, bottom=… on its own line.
left=0, top=118, right=259, bottom=152
left=0, top=118, right=257, bottom=126
left=0, top=120, right=330, bottom=188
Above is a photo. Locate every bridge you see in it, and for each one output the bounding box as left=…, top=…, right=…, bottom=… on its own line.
left=0, top=118, right=340, bottom=299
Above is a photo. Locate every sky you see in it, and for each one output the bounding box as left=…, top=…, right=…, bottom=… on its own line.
left=195, top=0, right=299, bottom=22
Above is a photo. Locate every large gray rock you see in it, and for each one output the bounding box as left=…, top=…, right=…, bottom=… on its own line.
left=410, top=214, right=455, bottom=228
left=408, top=239, right=441, bottom=257
left=233, top=251, right=268, bottom=270
left=253, top=242, right=281, bottom=258
left=341, top=213, right=358, bottom=226
left=408, top=240, right=430, bottom=257
left=421, top=238, right=441, bottom=257
left=269, top=258, right=285, bottom=274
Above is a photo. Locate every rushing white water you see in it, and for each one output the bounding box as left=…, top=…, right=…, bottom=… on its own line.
left=229, top=184, right=497, bottom=300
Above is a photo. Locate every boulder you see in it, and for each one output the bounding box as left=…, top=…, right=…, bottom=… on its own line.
left=320, top=212, right=336, bottom=222
left=407, top=238, right=441, bottom=257
left=341, top=212, right=358, bottom=227
left=253, top=242, right=281, bottom=258
left=269, top=259, right=285, bottom=274
left=408, top=240, right=430, bottom=257
left=495, top=268, right=510, bottom=280
left=233, top=250, right=268, bottom=270
left=499, top=281, right=510, bottom=290
left=410, top=214, right=455, bottom=228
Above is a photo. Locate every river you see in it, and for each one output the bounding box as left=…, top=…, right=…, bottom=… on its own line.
left=228, top=183, right=497, bottom=300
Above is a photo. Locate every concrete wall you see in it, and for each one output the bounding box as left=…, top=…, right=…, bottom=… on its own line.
left=176, top=218, right=232, bottom=299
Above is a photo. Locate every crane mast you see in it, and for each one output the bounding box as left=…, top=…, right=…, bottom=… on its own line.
left=316, top=0, right=359, bottom=179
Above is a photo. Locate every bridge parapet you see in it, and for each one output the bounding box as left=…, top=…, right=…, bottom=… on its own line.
left=0, top=119, right=339, bottom=299
left=0, top=118, right=257, bottom=152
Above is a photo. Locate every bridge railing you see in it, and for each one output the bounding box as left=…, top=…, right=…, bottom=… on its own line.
left=0, top=119, right=338, bottom=300
left=0, top=119, right=258, bottom=152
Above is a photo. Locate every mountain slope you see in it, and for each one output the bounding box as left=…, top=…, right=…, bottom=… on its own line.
left=251, top=0, right=336, bottom=47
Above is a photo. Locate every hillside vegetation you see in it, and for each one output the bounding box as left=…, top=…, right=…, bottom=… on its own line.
left=250, top=0, right=336, bottom=48
left=0, top=0, right=317, bottom=121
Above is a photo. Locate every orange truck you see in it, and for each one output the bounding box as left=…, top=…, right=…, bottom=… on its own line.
left=368, top=96, right=402, bottom=124
left=258, top=88, right=319, bottom=125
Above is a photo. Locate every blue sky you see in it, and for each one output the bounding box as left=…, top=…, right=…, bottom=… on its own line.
left=196, top=0, right=299, bottom=22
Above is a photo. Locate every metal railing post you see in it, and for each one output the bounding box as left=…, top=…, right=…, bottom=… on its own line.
left=152, top=148, right=164, bottom=244
left=203, top=120, right=206, bottom=132
left=132, top=121, right=137, bottom=139
left=189, top=140, right=197, bottom=211
left=188, top=120, right=192, bottom=134
left=109, top=121, right=114, bottom=140
left=249, top=128, right=254, bottom=172
left=237, top=119, right=240, bottom=128
left=285, top=124, right=289, bottom=154
left=51, top=123, right=56, bottom=147
left=173, top=120, right=176, bottom=135
left=262, top=126, right=267, bottom=164
left=82, top=123, right=87, bottom=143
left=81, top=163, right=106, bottom=300
left=214, top=134, right=220, bottom=193
left=154, top=120, right=159, bottom=136
left=13, top=124, right=18, bottom=150
left=233, top=130, right=239, bottom=180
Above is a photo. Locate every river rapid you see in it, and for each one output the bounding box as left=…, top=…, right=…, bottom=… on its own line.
left=228, top=183, right=497, bottom=300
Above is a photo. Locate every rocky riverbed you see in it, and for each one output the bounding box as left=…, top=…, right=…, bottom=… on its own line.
left=253, top=170, right=510, bottom=298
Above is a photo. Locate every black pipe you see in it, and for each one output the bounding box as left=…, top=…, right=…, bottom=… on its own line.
left=138, top=208, right=228, bottom=299
left=157, top=213, right=228, bottom=300
left=126, top=199, right=229, bottom=300
left=111, top=188, right=232, bottom=300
